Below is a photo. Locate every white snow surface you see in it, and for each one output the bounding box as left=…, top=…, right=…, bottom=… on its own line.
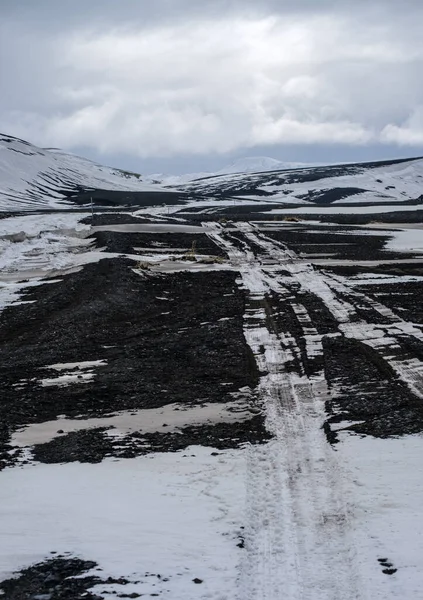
left=385, top=228, right=423, bottom=253
left=0, top=449, right=245, bottom=600
left=337, top=433, right=423, bottom=600
left=148, top=157, right=315, bottom=185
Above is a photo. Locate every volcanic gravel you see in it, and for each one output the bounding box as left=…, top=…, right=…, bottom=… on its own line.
left=90, top=230, right=227, bottom=257
left=261, top=227, right=413, bottom=261
left=0, top=556, right=134, bottom=600
left=0, top=252, right=260, bottom=468
left=32, top=415, right=271, bottom=464
left=323, top=336, right=423, bottom=439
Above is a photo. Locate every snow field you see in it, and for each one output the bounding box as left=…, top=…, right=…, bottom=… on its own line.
left=0, top=448, right=245, bottom=600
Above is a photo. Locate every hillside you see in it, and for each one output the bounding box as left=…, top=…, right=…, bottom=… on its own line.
left=0, top=133, right=166, bottom=211
left=174, top=156, right=423, bottom=206
left=1, top=133, right=422, bottom=214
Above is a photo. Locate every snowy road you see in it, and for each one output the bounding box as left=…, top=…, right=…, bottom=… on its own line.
left=205, top=221, right=423, bottom=600
left=205, top=223, right=363, bottom=599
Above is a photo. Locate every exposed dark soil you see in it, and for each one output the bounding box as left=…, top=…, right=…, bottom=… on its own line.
left=185, top=210, right=423, bottom=226
left=66, top=188, right=189, bottom=208
left=80, top=213, right=154, bottom=225
left=0, top=250, right=260, bottom=468
left=357, top=281, right=423, bottom=324
left=315, top=263, right=423, bottom=277
left=0, top=556, right=142, bottom=600
left=90, top=230, right=227, bottom=257
left=323, top=336, right=423, bottom=439
left=260, top=227, right=414, bottom=261
left=0, top=557, right=102, bottom=600
left=32, top=415, right=271, bottom=464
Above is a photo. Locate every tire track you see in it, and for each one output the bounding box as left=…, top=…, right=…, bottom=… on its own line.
left=204, top=223, right=364, bottom=600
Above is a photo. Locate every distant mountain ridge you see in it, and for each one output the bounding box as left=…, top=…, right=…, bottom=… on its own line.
left=1, top=132, right=422, bottom=211
left=216, top=156, right=314, bottom=175
left=173, top=155, right=423, bottom=207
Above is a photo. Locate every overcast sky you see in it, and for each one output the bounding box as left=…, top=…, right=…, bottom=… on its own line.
left=1, top=0, right=423, bottom=174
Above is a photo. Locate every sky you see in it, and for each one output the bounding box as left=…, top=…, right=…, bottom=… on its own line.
left=1, top=0, right=423, bottom=174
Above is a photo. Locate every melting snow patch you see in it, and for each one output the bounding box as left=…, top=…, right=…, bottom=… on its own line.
left=35, top=360, right=108, bottom=388
left=39, top=372, right=94, bottom=388
left=12, top=399, right=255, bottom=447
left=46, top=360, right=107, bottom=371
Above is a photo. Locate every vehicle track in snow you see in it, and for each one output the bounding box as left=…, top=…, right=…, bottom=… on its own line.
left=205, top=222, right=364, bottom=600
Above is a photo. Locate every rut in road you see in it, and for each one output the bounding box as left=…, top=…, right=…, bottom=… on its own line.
left=205, top=222, right=364, bottom=600
left=237, top=222, right=423, bottom=400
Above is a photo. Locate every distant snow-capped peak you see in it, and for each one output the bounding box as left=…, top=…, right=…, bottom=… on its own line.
left=216, top=157, right=313, bottom=175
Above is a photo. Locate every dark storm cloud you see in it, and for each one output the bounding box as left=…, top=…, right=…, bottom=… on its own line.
left=1, top=0, right=423, bottom=172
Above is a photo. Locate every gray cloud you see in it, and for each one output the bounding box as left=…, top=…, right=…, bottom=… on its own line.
left=1, top=0, right=423, bottom=172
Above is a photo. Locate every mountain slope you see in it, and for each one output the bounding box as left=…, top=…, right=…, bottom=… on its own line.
left=215, top=156, right=313, bottom=175
left=1, top=132, right=423, bottom=212
left=172, top=156, right=423, bottom=206
left=0, top=134, right=165, bottom=211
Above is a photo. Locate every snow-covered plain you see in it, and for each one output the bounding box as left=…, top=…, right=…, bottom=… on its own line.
left=0, top=449, right=246, bottom=600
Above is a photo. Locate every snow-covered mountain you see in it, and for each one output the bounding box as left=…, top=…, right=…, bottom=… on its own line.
left=0, top=134, right=165, bottom=211
left=215, top=156, right=313, bottom=175
left=174, top=156, right=423, bottom=206
left=1, top=132, right=422, bottom=212
left=148, top=157, right=313, bottom=186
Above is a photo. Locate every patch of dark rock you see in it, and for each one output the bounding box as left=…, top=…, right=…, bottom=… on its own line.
left=67, top=189, right=188, bottom=208
left=295, top=290, right=339, bottom=334
left=90, top=230, right=227, bottom=257
left=334, top=290, right=393, bottom=325
left=323, top=336, right=423, bottom=437
left=33, top=428, right=114, bottom=464
left=382, top=568, right=397, bottom=575
left=322, top=421, right=339, bottom=445
left=192, top=578, right=203, bottom=584
left=0, top=557, right=101, bottom=600
left=0, top=260, right=258, bottom=467
left=32, top=417, right=271, bottom=465
left=126, top=416, right=271, bottom=454
left=358, top=281, right=423, bottom=324
left=80, top=213, right=153, bottom=226
left=216, top=203, right=301, bottom=215
left=378, top=558, right=397, bottom=575
left=227, top=231, right=264, bottom=257
left=262, top=228, right=412, bottom=262
left=298, top=187, right=367, bottom=205
left=308, top=209, right=423, bottom=226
